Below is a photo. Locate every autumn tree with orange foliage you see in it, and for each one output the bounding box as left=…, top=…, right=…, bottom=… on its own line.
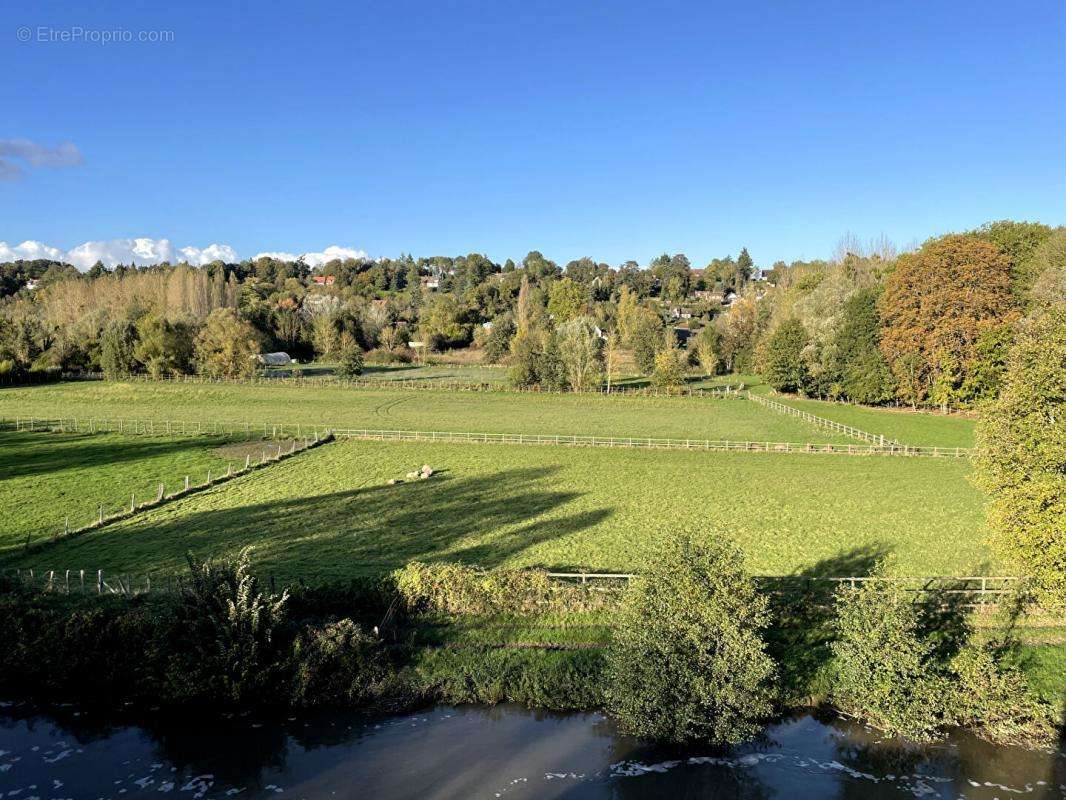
left=878, top=235, right=1017, bottom=409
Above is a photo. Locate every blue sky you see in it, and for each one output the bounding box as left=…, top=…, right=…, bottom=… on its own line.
left=2, top=0, right=1065, bottom=268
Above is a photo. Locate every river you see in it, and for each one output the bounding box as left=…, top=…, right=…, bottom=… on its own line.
left=0, top=701, right=1062, bottom=799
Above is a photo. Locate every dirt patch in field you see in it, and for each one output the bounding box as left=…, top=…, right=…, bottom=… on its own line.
left=213, top=439, right=303, bottom=460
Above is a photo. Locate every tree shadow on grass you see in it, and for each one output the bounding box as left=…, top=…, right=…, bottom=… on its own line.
left=765, top=544, right=888, bottom=705
left=0, top=430, right=228, bottom=482
left=18, top=466, right=614, bottom=580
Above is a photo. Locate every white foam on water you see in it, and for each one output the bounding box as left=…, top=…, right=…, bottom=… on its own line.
left=605, top=750, right=1051, bottom=799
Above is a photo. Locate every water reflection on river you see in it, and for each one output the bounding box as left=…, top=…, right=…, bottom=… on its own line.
left=0, top=701, right=1062, bottom=799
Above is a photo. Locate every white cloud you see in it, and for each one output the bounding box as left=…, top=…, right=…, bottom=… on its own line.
left=0, top=138, right=84, bottom=180
left=253, top=245, right=369, bottom=267
left=0, top=238, right=370, bottom=270
left=64, top=238, right=239, bottom=269
left=0, top=237, right=238, bottom=269
left=0, top=240, right=67, bottom=262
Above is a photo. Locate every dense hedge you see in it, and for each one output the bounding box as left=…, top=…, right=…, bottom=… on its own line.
left=0, top=557, right=1057, bottom=746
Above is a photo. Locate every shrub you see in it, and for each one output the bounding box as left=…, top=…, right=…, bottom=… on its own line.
left=829, top=571, right=947, bottom=741
left=393, top=562, right=554, bottom=615
left=946, top=644, right=1053, bottom=746
left=290, top=619, right=389, bottom=706
left=335, top=334, right=365, bottom=378
left=607, top=536, right=776, bottom=744
left=364, top=346, right=414, bottom=365
left=167, top=548, right=290, bottom=705
left=483, top=314, right=516, bottom=363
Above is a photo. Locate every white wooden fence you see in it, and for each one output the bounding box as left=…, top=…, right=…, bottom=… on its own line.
left=4, top=568, right=1027, bottom=611
left=746, top=391, right=909, bottom=448
left=3, top=417, right=971, bottom=457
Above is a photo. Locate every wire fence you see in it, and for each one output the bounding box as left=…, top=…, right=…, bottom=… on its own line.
left=15, top=431, right=335, bottom=553
left=746, top=391, right=911, bottom=448
left=2, top=417, right=972, bottom=457
left=2, top=568, right=1027, bottom=612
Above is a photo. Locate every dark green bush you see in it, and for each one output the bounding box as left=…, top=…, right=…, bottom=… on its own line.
left=946, top=643, right=1053, bottom=746
left=291, top=618, right=390, bottom=706
left=829, top=567, right=1054, bottom=745
left=165, top=548, right=291, bottom=705
left=829, top=572, right=948, bottom=741
left=606, top=536, right=777, bottom=744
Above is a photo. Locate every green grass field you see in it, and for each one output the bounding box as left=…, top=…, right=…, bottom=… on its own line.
left=0, top=429, right=235, bottom=554
left=275, top=362, right=753, bottom=390
left=3, top=438, right=993, bottom=579
left=0, top=381, right=855, bottom=444
left=760, top=392, right=977, bottom=448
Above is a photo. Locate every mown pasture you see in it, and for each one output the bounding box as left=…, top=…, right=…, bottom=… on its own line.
left=0, top=381, right=857, bottom=444
left=759, top=391, right=977, bottom=448
left=0, top=429, right=234, bottom=553
left=3, top=438, right=992, bottom=580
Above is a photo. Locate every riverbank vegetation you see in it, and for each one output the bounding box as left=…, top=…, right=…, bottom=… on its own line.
left=1, top=227, right=1061, bottom=748
left=0, top=551, right=1059, bottom=748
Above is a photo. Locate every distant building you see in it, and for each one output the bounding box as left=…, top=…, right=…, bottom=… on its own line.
left=421, top=277, right=440, bottom=290
left=311, top=275, right=335, bottom=286
left=24, top=279, right=39, bottom=291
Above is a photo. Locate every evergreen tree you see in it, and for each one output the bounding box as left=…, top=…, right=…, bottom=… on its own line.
left=762, top=318, right=809, bottom=393
left=737, top=247, right=754, bottom=286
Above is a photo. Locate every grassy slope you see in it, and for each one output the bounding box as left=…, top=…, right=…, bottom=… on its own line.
left=0, top=430, right=233, bottom=553
left=4, top=439, right=992, bottom=578
left=1016, top=644, right=1066, bottom=712
left=757, top=392, right=977, bottom=449
left=0, top=381, right=855, bottom=444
